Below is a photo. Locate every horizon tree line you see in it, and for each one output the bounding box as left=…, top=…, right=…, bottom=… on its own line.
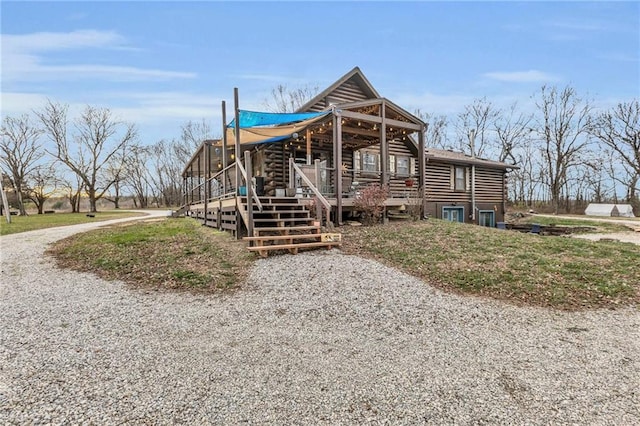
left=1, top=85, right=638, bottom=215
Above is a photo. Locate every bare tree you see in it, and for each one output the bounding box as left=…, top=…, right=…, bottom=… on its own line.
left=146, top=139, right=184, bottom=207
left=102, top=145, right=129, bottom=209
left=60, top=174, right=84, bottom=213
left=263, top=83, right=320, bottom=113
left=24, top=164, right=58, bottom=214
left=123, top=144, right=152, bottom=209
left=493, top=102, right=534, bottom=164
left=533, top=85, right=592, bottom=214
left=589, top=100, right=640, bottom=204
left=0, top=115, right=44, bottom=215
left=414, top=110, right=449, bottom=149
left=36, top=101, right=137, bottom=212
left=174, top=119, right=214, bottom=166
left=455, top=97, right=500, bottom=158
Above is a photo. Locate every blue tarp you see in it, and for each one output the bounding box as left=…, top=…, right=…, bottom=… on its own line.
left=228, top=110, right=329, bottom=128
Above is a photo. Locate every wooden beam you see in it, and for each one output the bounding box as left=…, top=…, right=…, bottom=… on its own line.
left=418, top=125, right=426, bottom=219
left=380, top=100, right=388, bottom=187
left=306, top=128, right=312, bottom=165
left=245, top=150, right=254, bottom=238
left=204, top=141, right=210, bottom=221
left=336, top=113, right=343, bottom=226
left=385, top=118, right=422, bottom=131
left=234, top=88, right=241, bottom=240
left=221, top=100, right=227, bottom=194
left=339, top=110, right=382, bottom=124
left=341, top=125, right=379, bottom=138
left=335, top=98, right=384, bottom=110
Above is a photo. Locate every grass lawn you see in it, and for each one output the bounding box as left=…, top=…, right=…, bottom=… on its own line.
left=46, top=215, right=639, bottom=309
left=48, top=218, right=254, bottom=292
left=341, top=219, right=640, bottom=310
left=0, top=211, right=144, bottom=236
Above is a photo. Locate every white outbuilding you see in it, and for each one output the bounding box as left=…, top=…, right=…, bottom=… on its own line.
left=584, top=203, right=635, bottom=218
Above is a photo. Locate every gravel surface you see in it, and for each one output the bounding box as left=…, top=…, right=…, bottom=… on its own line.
left=573, top=232, right=640, bottom=246
left=1, top=213, right=639, bottom=424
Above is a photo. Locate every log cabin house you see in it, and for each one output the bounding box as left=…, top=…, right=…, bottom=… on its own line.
left=181, top=67, right=515, bottom=254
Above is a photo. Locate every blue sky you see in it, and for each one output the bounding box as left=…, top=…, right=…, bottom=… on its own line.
left=1, top=1, right=638, bottom=144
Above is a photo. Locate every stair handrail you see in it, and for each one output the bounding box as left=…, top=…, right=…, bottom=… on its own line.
left=206, top=162, right=237, bottom=202
left=236, top=160, right=263, bottom=212
left=290, top=158, right=331, bottom=225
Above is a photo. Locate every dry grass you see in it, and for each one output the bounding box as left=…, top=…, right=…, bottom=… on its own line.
left=48, top=218, right=255, bottom=292
left=340, top=219, right=640, bottom=310
left=46, top=215, right=640, bottom=310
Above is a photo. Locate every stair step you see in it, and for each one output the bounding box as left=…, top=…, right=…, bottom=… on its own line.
left=247, top=241, right=341, bottom=256
left=253, top=225, right=320, bottom=234
left=252, top=210, right=311, bottom=215
left=253, top=217, right=315, bottom=223
left=243, top=233, right=323, bottom=241
left=253, top=202, right=306, bottom=208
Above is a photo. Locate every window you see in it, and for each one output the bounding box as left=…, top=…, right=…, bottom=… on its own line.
left=443, top=206, right=464, bottom=223
left=396, top=156, right=410, bottom=176
left=454, top=166, right=466, bottom=191
left=361, top=151, right=379, bottom=173
left=478, top=210, right=495, bottom=227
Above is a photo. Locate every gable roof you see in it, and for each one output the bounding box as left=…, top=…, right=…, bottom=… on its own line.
left=425, top=148, right=517, bottom=170
left=296, top=66, right=380, bottom=113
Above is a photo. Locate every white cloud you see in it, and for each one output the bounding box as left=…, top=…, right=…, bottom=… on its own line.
left=0, top=92, right=50, bottom=116
left=2, top=29, right=125, bottom=52
left=483, top=70, right=559, bottom=83
left=1, top=30, right=195, bottom=83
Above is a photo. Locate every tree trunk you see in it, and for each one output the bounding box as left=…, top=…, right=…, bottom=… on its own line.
left=88, top=188, right=97, bottom=212
left=16, top=190, right=27, bottom=216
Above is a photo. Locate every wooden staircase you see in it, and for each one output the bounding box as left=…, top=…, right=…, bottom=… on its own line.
left=240, top=196, right=341, bottom=257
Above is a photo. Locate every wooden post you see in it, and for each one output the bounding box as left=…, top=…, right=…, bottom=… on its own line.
left=234, top=88, right=242, bottom=239
left=221, top=100, right=227, bottom=195
left=335, top=113, right=343, bottom=225
left=380, top=101, right=388, bottom=224
left=306, top=128, right=312, bottom=165
left=380, top=100, right=388, bottom=186
left=314, top=159, right=322, bottom=222
left=418, top=124, right=427, bottom=219
left=234, top=88, right=241, bottom=194
left=245, top=150, right=254, bottom=238
left=189, top=163, right=194, bottom=205
left=289, top=157, right=294, bottom=190
left=204, top=141, right=210, bottom=224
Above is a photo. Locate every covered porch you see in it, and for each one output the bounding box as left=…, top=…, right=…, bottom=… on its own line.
left=181, top=93, right=426, bottom=236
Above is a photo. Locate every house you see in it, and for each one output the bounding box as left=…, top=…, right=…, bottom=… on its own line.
left=181, top=67, right=515, bottom=253
left=423, top=148, right=515, bottom=226
left=585, top=203, right=635, bottom=218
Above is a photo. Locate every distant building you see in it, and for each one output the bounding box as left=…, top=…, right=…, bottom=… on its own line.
left=585, top=203, right=635, bottom=218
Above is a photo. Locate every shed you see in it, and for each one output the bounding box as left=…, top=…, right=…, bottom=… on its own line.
left=584, top=203, right=635, bottom=218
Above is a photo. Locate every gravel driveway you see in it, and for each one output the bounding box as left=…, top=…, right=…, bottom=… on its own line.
left=1, top=213, right=639, bottom=424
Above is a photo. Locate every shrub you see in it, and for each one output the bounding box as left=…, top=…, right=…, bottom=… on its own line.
left=354, top=184, right=390, bottom=225
left=52, top=200, right=65, bottom=210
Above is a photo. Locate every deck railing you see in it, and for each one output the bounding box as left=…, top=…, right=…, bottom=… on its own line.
left=289, top=158, right=331, bottom=225
left=237, top=157, right=263, bottom=212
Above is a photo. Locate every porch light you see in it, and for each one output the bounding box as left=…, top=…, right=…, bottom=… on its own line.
left=231, top=153, right=235, bottom=160
left=217, top=162, right=222, bottom=169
